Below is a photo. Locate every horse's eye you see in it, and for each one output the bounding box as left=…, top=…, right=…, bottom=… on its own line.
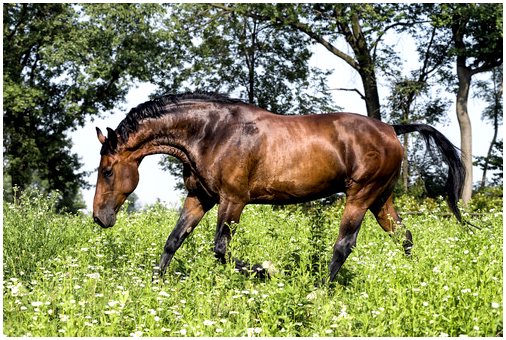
left=103, top=169, right=113, bottom=178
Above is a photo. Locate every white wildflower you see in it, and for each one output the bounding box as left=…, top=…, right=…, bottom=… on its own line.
left=158, top=291, right=170, bottom=298
left=86, top=273, right=100, bottom=280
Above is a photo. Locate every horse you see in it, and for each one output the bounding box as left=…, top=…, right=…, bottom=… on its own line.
left=92, top=92, right=465, bottom=282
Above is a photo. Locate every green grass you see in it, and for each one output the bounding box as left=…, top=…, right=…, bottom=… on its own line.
left=3, top=191, right=503, bottom=336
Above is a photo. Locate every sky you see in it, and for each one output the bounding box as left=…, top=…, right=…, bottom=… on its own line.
left=72, top=40, right=497, bottom=212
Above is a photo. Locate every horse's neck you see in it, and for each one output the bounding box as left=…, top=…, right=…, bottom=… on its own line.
left=121, top=112, right=204, bottom=164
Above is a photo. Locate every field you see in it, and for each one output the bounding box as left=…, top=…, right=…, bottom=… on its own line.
left=3, top=191, right=503, bottom=337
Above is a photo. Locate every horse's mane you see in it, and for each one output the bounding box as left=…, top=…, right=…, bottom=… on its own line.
left=116, top=92, right=244, bottom=142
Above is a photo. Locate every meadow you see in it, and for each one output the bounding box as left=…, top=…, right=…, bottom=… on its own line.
left=3, top=190, right=503, bottom=337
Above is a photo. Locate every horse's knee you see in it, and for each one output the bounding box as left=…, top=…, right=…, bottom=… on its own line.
left=164, top=236, right=180, bottom=255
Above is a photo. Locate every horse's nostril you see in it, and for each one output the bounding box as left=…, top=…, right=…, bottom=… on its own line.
left=93, top=215, right=103, bottom=227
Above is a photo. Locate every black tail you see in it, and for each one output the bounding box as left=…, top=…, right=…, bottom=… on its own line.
left=393, top=124, right=465, bottom=223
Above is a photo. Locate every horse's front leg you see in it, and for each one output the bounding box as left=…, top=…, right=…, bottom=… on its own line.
left=214, top=200, right=268, bottom=278
left=155, top=194, right=214, bottom=278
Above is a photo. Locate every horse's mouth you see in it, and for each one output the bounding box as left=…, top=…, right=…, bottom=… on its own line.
left=93, top=214, right=115, bottom=228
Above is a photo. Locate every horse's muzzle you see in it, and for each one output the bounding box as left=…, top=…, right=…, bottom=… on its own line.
left=93, top=213, right=116, bottom=228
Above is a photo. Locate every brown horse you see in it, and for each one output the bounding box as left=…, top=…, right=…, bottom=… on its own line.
left=93, top=92, right=465, bottom=282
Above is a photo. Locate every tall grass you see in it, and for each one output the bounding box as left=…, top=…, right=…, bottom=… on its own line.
left=3, top=191, right=503, bottom=336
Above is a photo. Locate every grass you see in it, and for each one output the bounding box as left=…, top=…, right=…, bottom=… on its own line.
left=3, top=191, right=503, bottom=336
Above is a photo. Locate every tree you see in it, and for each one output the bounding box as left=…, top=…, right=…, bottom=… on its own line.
left=3, top=3, right=169, bottom=212
left=386, top=20, right=452, bottom=193
left=157, top=4, right=336, bottom=114
left=211, top=3, right=425, bottom=121
left=432, top=3, right=503, bottom=203
left=473, top=66, right=503, bottom=187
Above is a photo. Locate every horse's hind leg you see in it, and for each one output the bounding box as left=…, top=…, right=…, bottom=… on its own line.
left=370, top=194, right=413, bottom=256
left=329, top=201, right=369, bottom=282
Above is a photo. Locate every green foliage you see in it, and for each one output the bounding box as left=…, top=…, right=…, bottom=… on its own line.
left=161, top=4, right=337, bottom=115
left=3, top=194, right=502, bottom=336
left=3, top=3, right=168, bottom=212
left=467, top=186, right=503, bottom=213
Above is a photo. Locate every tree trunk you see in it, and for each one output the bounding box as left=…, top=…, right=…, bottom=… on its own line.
left=480, top=70, right=501, bottom=188
left=402, top=134, right=409, bottom=192
left=455, top=63, right=473, bottom=204
left=358, top=68, right=382, bottom=121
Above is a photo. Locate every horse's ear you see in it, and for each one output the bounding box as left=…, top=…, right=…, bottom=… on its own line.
left=96, top=127, right=106, bottom=144
left=106, top=127, right=118, bottom=150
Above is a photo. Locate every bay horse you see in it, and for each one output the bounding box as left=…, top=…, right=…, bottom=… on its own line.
left=93, top=92, right=465, bottom=282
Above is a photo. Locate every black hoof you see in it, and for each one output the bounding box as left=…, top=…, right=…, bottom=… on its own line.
left=403, top=230, right=413, bottom=256
left=234, top=258, right=270, bottom=279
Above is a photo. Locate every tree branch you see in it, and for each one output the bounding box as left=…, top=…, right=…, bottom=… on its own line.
left=209, top=3, right=359, bottom=70
left=329, top=87, right=366, bottom=100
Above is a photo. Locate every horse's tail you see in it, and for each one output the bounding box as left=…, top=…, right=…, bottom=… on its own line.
left=392, top=124, right=465, bottom=223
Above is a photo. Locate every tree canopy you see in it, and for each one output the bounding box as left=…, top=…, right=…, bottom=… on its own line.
left=3, top=3, right=503, bottom=211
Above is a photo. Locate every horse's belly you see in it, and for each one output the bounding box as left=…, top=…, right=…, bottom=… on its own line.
left=249, top=165, right=346, bottom=204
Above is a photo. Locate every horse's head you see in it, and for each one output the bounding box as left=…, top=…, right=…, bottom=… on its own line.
left=93, top=127, right=139, bottom=228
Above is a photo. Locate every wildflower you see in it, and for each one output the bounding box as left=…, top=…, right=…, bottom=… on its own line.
left=422, top=301, right=429, bottom=307
left=10, top=284, right=20, bottom=296
left=461, top=288, right=471, bottom=294
left=204, top=320, right=216, bottom=326
left=81, top=248, right=89, bottom=252
left=158, top=291, right=170, bottom=298
left=130, top=330, right=143, bottom=337
left=31, top=301, right=43, bottom=307
left=247, top=328, right=262, bottom=336
left=179, top=329, right=187, bottom=336
left=325, top=330, right=333, bottom=334
left=108, top=300, right=119, bottom=308
left=473, top=326, right=480, bottom=331
left=86, top=273, right=100, bottom=280
left=216, top=328, right=224, bottom=333
left=20, top=306, right=27, bottom=311
left=154, top=316, right=160, bottom=322
left=338, top=306, right=348, bottom=319
left=491, top=302, right=500, bottom=309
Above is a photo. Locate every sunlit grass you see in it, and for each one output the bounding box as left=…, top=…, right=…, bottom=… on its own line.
left=3, top=191, right=503, bottom=336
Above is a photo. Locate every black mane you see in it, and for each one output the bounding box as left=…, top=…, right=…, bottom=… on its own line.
left=116, top=92, right=244, bottom=142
